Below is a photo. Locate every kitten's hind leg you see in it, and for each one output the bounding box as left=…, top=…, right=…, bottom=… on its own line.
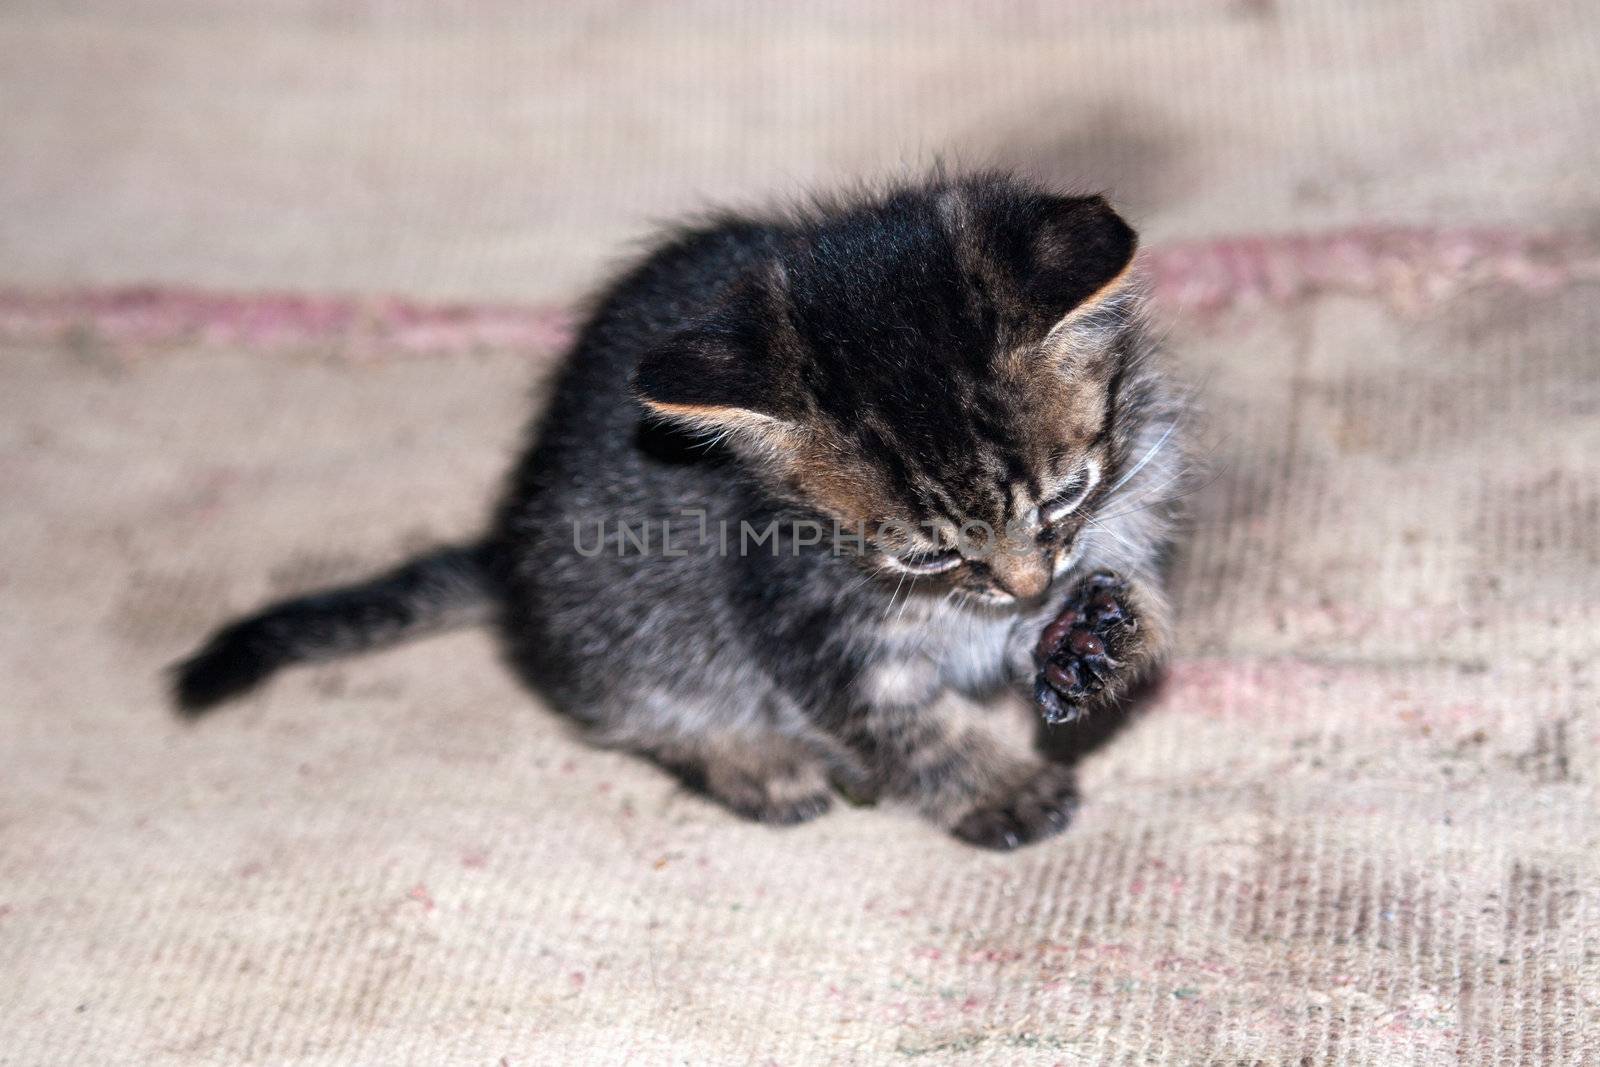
left=643, top=730, right=835, bottom=826
left=851, top=694, right=1079, bottom=850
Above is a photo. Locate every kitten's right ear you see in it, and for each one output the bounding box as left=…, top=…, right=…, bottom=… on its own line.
left=1027, top=195, right=1139, bottom=321
left=631, top=327, right=792, bottom=439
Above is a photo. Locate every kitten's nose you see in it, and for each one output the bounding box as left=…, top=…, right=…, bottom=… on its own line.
left=988, top=551, right=1053, bottom=602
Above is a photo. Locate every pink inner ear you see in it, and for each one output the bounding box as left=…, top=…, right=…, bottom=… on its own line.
left=637, top=396, right=802, bottom=457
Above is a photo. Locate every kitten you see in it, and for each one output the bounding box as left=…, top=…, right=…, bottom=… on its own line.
left=175, top=172, right=1188, bottom=850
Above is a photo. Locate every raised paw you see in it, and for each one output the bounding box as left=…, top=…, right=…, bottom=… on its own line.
left=950, top=764, right=1080, bottom=850
left=1032, top=571, right=1143, bottom=725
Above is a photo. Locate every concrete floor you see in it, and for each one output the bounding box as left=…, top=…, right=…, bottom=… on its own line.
left=3, top=3, right=1598, bottom=1063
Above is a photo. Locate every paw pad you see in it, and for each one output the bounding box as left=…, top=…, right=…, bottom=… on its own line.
left=1033, top=572, right=1138, bottom=725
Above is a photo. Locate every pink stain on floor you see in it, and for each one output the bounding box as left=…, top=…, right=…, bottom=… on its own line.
left=1, top=227, right=1592, bottom=358
left=1145, top=225, right=1595, bottom=315
left=407, top=884, right=436, bottom=911
left=0, top=286, right=572, bottom=359
left=1159, top=658, right=1504, bottom=733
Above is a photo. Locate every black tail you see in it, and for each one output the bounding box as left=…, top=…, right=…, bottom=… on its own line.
left=172, top=543, right=495, bottom=714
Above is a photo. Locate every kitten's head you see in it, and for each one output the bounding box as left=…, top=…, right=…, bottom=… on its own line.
left=633, top=174, right=1155, bottom=606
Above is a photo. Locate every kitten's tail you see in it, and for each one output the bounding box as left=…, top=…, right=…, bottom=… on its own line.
left=171, top=543, right=496, bottom=715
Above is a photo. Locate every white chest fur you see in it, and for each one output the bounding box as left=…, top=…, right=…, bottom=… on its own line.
left=856, top=595, right=1017, bottom=708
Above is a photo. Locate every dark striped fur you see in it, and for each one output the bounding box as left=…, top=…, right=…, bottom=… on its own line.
left=174, top=173, right=1189, bottom=849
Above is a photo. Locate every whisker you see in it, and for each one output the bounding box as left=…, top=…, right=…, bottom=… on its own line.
left=881, top=569, right=911, bottom=623
left=1081, top=518, right=1145, bottom=558
left=1100, top=464, right=1192, bottom=517
left=1096, top=425, right=1224, bottom=519
left=1098, top=463, right=1231, bottom=522
left=893, top=577, right=922, bottom=622
left=1103, top=420, right=1178, bottom=497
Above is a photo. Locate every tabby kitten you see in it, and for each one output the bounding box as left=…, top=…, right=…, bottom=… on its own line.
left=176, top=173, right=1187, bottom=850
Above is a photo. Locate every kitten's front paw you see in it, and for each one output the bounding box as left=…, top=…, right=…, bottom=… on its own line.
left=951, top=763, right=1080, bottom=850
left=1032, top=571, right=1142, bottom=725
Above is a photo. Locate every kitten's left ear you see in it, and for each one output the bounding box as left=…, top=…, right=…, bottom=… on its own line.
left=1026, top=195, right=1139, bottom=321
left=631, top=316, right=796, bottom=443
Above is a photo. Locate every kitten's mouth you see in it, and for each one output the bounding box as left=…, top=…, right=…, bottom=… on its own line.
left=968, top=586, right=1056, bottom=613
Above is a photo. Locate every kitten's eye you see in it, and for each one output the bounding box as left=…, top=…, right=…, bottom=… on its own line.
left=892, top=548, right=963, bottom=575
left=1041, top=463, right=1099, bottom=524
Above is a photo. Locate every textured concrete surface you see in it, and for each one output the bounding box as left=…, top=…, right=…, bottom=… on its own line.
left=4, top=1, right=1600, bottom=303
left=3, top=2, right=1599, bottom=1064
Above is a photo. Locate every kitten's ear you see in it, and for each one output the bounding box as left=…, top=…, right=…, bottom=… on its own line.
left=1026, top=195, right=1139, bottom=321
left=631, top=326, right=792, bottom=439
